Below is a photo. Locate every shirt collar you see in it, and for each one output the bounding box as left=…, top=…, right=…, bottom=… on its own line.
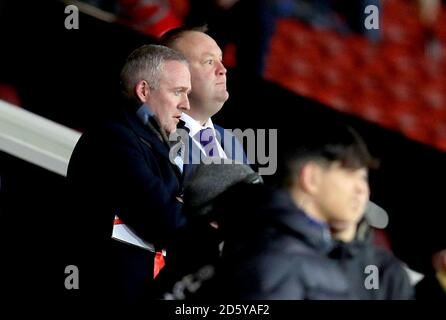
left=301, top=210, right=329, bottom=229
left=136, top=104, right=155, bottom=126
left=180, top=112, right=215, bottom=137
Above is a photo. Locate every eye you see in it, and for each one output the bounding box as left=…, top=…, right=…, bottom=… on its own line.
left=174, top=90, right=181, bottom=96
left=206, top=59, right=214, bottom=65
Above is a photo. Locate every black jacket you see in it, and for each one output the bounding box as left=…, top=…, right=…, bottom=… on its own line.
left=212, top=183, right=414, bottom=300
left=66, top=106, right=186, bottom=303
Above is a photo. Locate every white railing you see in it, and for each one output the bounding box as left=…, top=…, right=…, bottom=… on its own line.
left=0, top=99, right=81, bottom=176
left=62, top=0, right=118, bottom=23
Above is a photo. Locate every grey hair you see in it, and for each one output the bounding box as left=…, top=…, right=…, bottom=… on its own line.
left=120, top=44, right=188, bottom=99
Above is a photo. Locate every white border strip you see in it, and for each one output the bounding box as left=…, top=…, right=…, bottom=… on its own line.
left=62, top=0, right=118, bottom=23
left=0, top=100, right=81, bottom=176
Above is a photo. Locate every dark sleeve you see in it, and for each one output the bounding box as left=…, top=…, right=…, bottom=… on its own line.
left=221, top=244, right=304, bottom=300
left=112, top=125, right=187, bottom=246
left=70, top=123, right=186, bottom=248
left=380, top=256, right=415, bottom=300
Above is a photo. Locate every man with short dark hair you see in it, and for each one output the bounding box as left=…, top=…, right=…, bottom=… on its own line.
left=210, top=123, right=414, bottom=299
left=67, top=44, right=191, bottom=304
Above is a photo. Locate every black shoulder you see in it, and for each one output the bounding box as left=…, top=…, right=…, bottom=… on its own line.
left=372, top=247, right=415, bottom=299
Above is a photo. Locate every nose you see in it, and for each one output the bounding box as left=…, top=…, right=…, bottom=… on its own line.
left=216, top=60, right=227, bottom=76
left=179, top=94, right=190, bottom=110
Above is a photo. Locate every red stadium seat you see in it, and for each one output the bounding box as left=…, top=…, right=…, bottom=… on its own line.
left=265, top=0, right=446, bottom=151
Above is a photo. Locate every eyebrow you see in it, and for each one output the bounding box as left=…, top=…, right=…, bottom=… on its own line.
left=174, top=86, right=191, bottom=94
left=201, top=52, right=223, bottom=60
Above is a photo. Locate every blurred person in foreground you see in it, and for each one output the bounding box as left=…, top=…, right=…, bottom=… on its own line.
left=207, top=122, right=414, bottom=299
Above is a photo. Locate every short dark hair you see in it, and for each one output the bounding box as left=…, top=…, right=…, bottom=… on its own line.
left=158, top=25, right=209, bottom=49
left=280, top=123, right=378, bottom=187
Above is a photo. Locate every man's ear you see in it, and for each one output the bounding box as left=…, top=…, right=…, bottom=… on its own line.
left=135, top=80, right=150, bottom=103
left=299, top=162, right=321, bottom=195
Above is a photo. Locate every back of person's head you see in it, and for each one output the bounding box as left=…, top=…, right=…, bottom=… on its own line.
left=120, top=44, right=188, bottom=102
left=159, top=25, right=209, bottom=49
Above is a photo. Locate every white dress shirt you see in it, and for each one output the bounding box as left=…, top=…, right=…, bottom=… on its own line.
left=180, top=112, right=227, bottom=159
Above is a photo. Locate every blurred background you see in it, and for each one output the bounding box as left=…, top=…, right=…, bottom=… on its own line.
left=1, top=0, right=446, bottom=304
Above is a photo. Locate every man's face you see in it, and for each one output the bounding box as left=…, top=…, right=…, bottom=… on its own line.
left=146, top=60, right=191, bottom=134
left=173, top=31, right=229, bottom=120
left=313, top=162, right=370, bottom=229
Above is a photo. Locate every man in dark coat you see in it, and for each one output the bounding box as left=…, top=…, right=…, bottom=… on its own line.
left=66, top=44, right=191, bottom=304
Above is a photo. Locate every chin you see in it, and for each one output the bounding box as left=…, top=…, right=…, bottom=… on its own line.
left=330, top=212, right=362, bottom=228
left=209, top=103, right=224, bottom=117
left=166, top=126, right=175, bottom=134
left=329, top=220, right=352, bottom=231
left=217, top=91, right=229, bottom=101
